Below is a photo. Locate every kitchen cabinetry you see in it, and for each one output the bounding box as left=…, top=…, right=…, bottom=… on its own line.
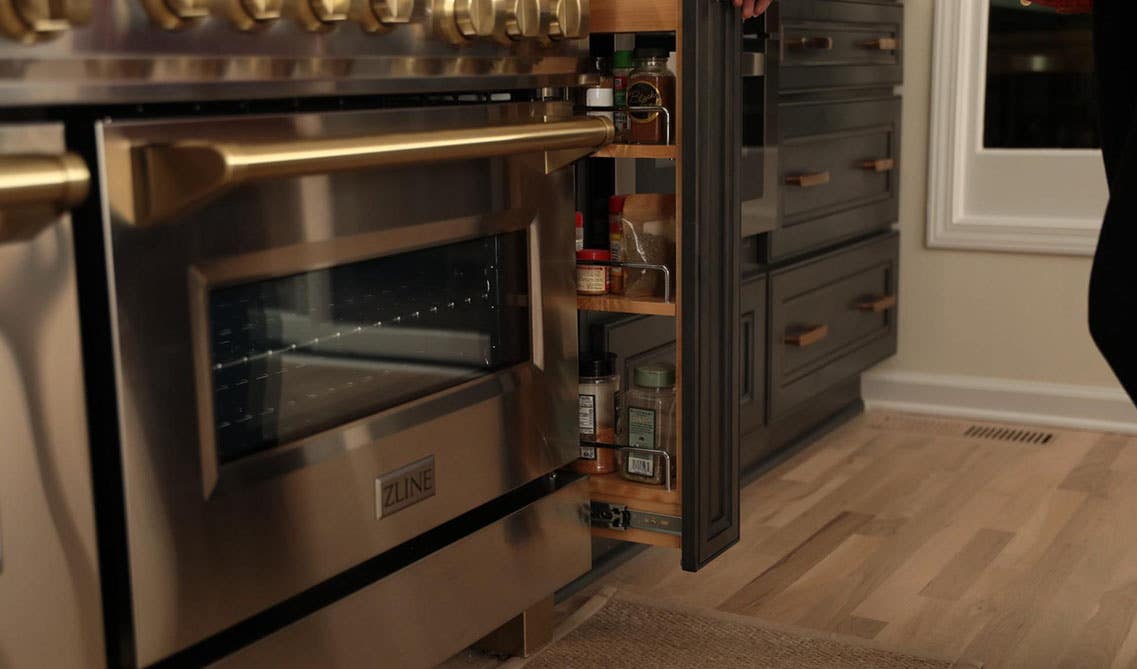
left=743, top=0, right=903, bottom=467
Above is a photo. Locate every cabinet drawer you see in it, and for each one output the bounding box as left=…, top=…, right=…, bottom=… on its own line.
left=769, top=232, right=898, bottom=420
left=780, top=0, right=903, bottom=92
left=213, top=477, right=590, bottom=669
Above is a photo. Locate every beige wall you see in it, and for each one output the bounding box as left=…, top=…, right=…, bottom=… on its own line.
left=877, top=0, right=1119, bottom=388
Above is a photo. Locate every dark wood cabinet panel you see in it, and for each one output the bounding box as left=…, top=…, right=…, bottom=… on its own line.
left=740, top=274, right=767, bottom=436
left=768, top=232, right=898, bottom=421
left=779, top=0, right=904, bottom=93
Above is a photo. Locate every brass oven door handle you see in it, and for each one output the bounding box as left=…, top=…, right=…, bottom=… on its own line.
left=860, top=158, right=896, bottom=172
left=784, top=324, right=829, bottom=348
left=0, top=153, right=90, bottom=242
left=861, top=37, right=899, bottom=51
left=113, top=115, right=615, bottom=226
left=785, top=171, right=831, bottom=188
left=787, top=36, right=834, bottom=50
left=856, top=295, right=897, bottom=313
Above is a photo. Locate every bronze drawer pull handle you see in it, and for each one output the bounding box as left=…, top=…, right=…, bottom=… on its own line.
left=861, top=37, right=899, bottom=51
left=861, top=158, right=896, bottom=172
left=787, top=36, right=834, bottom=50
left=785, top=171, right=831, bottom=188
left=785, top=324, right=829, bottom=348
left=856, top=295, right=897, bottom=313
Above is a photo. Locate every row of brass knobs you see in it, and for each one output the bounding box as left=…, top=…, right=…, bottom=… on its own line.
left=0, top=0, right=583, bottom=43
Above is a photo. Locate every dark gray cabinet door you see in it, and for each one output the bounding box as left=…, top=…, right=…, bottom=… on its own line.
left=680, top=0, right=743, bottom=572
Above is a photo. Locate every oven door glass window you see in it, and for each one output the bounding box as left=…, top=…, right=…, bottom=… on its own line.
left=207, top=231, right=530, bottom=464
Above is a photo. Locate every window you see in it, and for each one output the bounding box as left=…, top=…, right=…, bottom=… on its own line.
left=928, top=0, right=1107, bottom=255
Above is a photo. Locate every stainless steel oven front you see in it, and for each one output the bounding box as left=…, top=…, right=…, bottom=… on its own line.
left=97, top=100, right=609, bottom=664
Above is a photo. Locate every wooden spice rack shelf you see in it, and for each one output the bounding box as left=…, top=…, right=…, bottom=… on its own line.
left=591, top=144, right=678, bottom=160
left=577, top=295, right=677, bottom=316
left=590, top=473, right=682, bottom=548
left=590, top=0, right=679, bottom=33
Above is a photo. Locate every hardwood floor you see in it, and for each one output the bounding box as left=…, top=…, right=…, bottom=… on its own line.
left=595, top=411, right=1137, bottom=668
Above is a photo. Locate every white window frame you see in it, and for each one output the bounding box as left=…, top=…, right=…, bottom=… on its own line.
left=927, top=0, right=1107, bottom=256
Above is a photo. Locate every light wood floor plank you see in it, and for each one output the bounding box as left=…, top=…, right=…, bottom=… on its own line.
left=595, top=411, right=1137, bottom=668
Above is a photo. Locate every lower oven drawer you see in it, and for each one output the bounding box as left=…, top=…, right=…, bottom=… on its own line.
left=213, top=476, right=591, bottom=669
left=769, top=232, right=898, bottom=420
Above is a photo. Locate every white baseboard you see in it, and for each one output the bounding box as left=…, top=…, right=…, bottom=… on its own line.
left=862, top=370, right=1137, bottom=435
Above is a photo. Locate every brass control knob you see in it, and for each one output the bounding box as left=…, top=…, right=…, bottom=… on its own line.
left=227, top=0, right=283, bottom=30
left=141, top=0, right=209, bottom=31
left=354, top=0, right=413, bottom=33
left=295, top=0, right=349, bottom=30
left=454, top=0, right=499, bottom=39
left=0, top=0, right=91, bottom=42
left=547, top=0, right=583, bottom=39
left=502, top=0, right=539, bottom=40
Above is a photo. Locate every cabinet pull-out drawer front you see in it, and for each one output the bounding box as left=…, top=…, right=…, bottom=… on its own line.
left=780, top=0, right=903, bottom=92
left=769, top=232, right=898, bottom=420
left=212, top=477, right=590, bottom=669
left=771, top=96, right=900, bottom=260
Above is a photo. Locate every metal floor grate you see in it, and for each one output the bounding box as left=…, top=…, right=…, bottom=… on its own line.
left=963, top=424, right=1054, bottom=444
left=867, top=412, right=1058, bottom=445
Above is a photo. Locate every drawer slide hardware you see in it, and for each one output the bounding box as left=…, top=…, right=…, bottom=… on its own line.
left=590, top=501, right=682, bottom=536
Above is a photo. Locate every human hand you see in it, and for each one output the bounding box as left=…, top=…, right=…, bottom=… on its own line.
left=733, top=0, right=773, bottom=20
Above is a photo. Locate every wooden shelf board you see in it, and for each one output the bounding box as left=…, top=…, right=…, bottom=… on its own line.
left=577, top=295, right=676, bottom=316
left=590, top=0, right=679, bottom=33
left=590, top=473, right=681, bottom=517
left=591, top=526, right=681, bottom=549
left=591, top=144, right=677, bottom=160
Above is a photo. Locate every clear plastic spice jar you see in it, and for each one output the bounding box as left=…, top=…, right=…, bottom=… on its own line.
left=618, top=363, right=677, bottom=486
left=573, top=353, right=620, bottom=475
left=576, top=249, right=610, bottom=295
left=608, top=195, right=627, bottom=295
left=585, top=56, right=614, bottom=123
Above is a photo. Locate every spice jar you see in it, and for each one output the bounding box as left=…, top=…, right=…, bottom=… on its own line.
left=576, top=249, right=610, bottom=296
left=612, top=50, right=634, bottom=142
left=573, top=353, right=620, bottom=475
left=585, top=56, right=614, bottom=123
left=618, top=363, right=677, bottom=486
left=628, top=49, right=676, bottom=145
left=575, top=211, right=584, bottom=252
left=608, top=195, right=627, bottom=295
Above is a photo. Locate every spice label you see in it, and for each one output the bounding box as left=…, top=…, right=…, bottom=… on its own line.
left=579, top=394, right=596, bottom=434
left=627, top=81, right=662, bottom=124
left=627, top=453, right=655, bottom=478
left=579, top=445, right=597, bottom=461
left=628, top=407, right=657, bottom=449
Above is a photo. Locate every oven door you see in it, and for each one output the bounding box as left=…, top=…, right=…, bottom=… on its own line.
left=97, top=102, right=610, bottom=665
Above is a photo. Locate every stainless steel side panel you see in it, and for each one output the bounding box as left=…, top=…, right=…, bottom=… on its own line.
left=0, top=124, right=105, bottom=667
left=212, top=476, right=590, bottom=669
left=97, top=103, right=580, bottom=665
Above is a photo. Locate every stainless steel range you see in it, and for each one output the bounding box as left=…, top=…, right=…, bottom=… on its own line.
left=0, top=1, right=604, bottom=666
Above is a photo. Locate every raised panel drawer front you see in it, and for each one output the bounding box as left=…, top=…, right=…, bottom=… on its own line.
left=779, top=0, right=903, bottom=92
left=771, top=96, right=900, bottom=260
left=769, top=232, right=898, bottom=420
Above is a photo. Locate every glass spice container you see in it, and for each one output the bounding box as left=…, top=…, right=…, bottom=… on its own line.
left=573, top=353, right=620, bottom=475
left=576, top=249, right=610, bottom=295
left=628, top=49, right=676, bottom=145
left=612, top=50, right=635, bottom=142
left=585, top=56, right=614, bottom=123
left=618, top=363, right=677, bottom=486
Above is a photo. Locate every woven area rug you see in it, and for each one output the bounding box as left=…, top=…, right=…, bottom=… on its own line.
left=516, top=589, right=978, bottom=669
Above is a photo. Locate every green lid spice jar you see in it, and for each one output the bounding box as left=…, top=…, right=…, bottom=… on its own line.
left=618, top=363, right=677, bottom=486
